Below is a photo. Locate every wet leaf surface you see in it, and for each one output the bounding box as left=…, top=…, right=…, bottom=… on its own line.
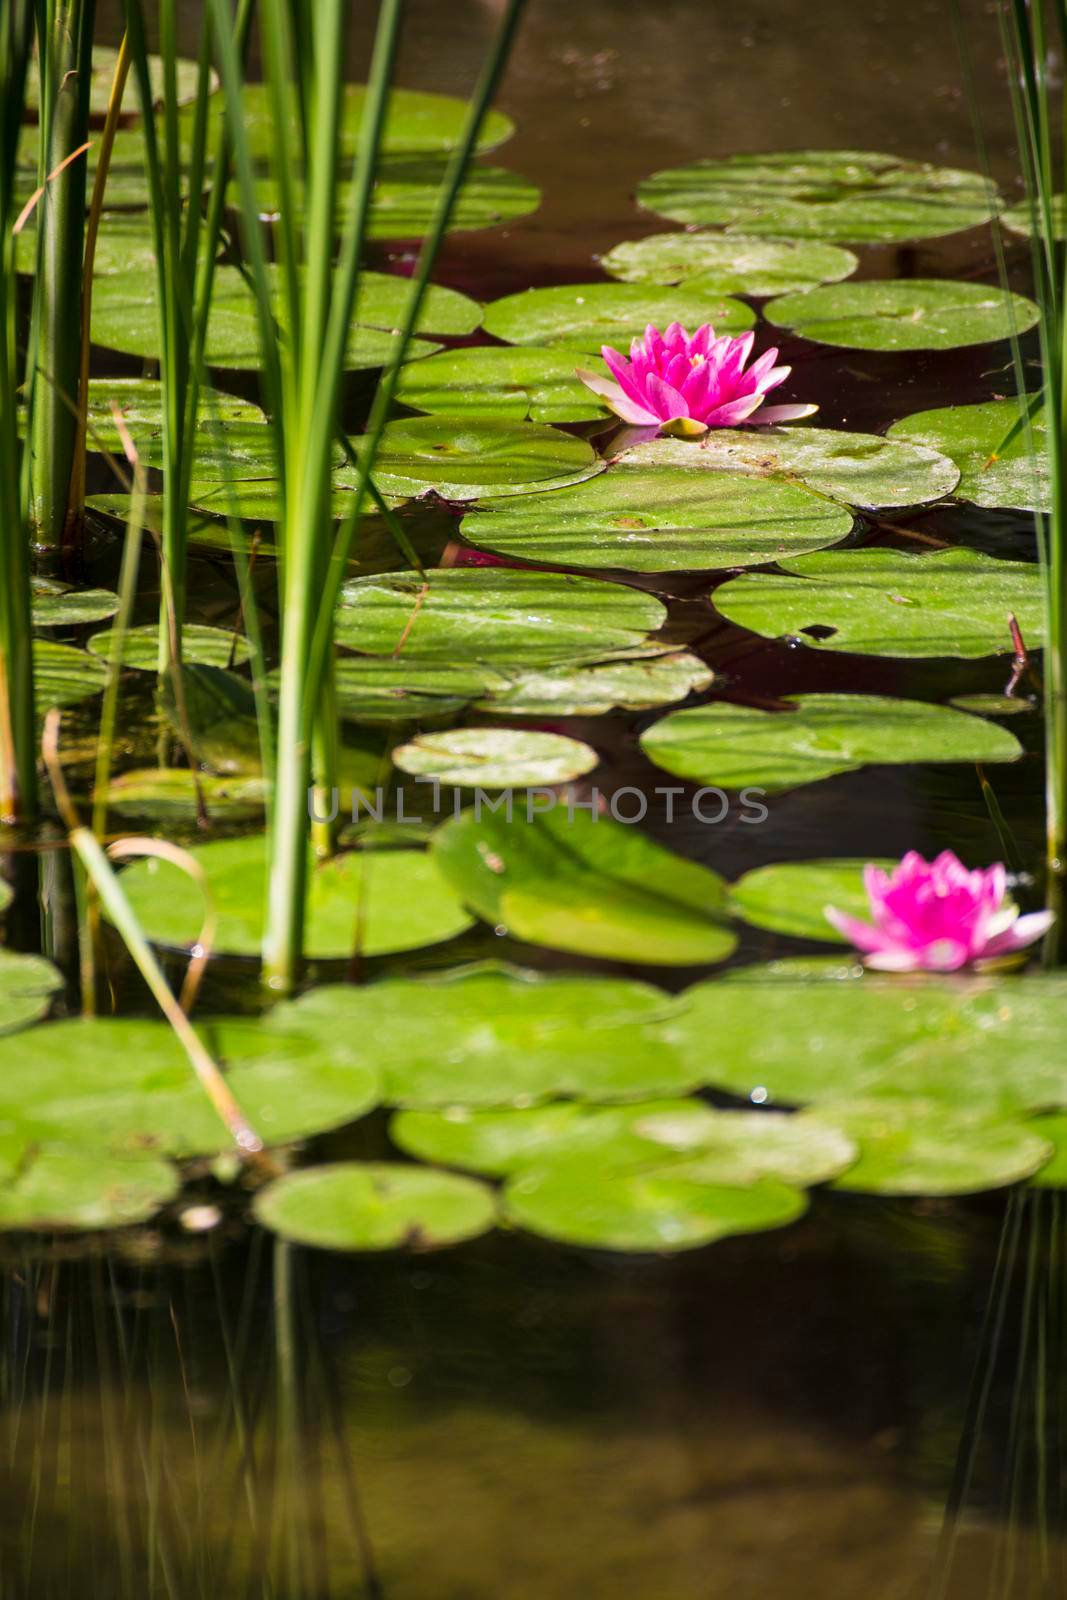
left=766, top=280, right=1038, bottom=352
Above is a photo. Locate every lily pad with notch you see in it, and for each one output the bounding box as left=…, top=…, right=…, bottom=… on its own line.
left=886, top=395, right=1050, bottom=513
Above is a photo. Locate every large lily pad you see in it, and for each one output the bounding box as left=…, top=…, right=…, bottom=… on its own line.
left=600, top=233, right=858, bottom=295
left=254, top=1163, right=496, bottom=1252
left=88, top=623, right=253, bottom=670
left=393, top=728, right=599, bottom=787
left=640, top=694, right=1022, bottom=792
left=332, top=657, right=501, bottom=724
left=83, top=377, right=273, bottom=478
left=356, top=418, right=603, bottom=501
left=269, top=965, right=695, bottom=1106
left=617, top=426, right=960, bottom=510
left=26, top=44, right=208, bottom=121
left=504, top=1164, right=806, bottom=1252
left=824, top=1099, right=1052, bottom=1196
left=765, top=280, right=1039, bottom=352
left=711, top=547, right=1044, bottom=658
left=886, top=396, right=1050, bottom=513
left=475, top=653, right=713, bottom=716
left=395, top=345, right=611, bottom=423
left=17, top=210, right=159, bottom=277
left=729, top=859, right=894, bottom=943
left=460, top=467, right=852, bottom=573
left=116, top=835, right=473, bottom=959
left=0, top=1148, right=180, bottom=1232
left=0, top=950, right=63, bottom=1034
left=432, top=807, right=737, bottom=965
left=336, top=569, right=666, bottom=665
left=481, top=283, right=755, bottom=353
left=33, top=640, right=108, bottom=708
left=637, top=151, right=997, bottom=243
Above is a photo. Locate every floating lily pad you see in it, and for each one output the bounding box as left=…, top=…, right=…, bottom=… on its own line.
left=26, top=44, right=208, bottom=121
left=0, top=1148, right=180, bottom=1232
left=83, top=378, right=273, bottom=480
left=31, top=582, right=119, bottom=627
left=711, top=548, right=1044, bottom=658
left=0, top=1015, right=380, bottom=1157
left=1028, top=1113, right=1067, bottom=1187
left=103, top=769, right=269, bottom=824
left=87, top=623, right=253, bottom=670
left=16, top=124, right=169, bottom=211
left=254, top=1163, right=496, bottom=1252
left=600, top=234, right=859, bottom=295
left=765, top=280, right=1038, bottom=352
left=357, top=418, right=603, bottom=501
left=432, top=807, right=737, bottom=965
left=392, top=1099, right=856, bottom=1186
left=460, top=466, right=851, bottom=572
left=336, top=569, right=666, bottom=665
left=824, top=1099, right=1051, bottom=1196
left=33, top=640, right=108, bottom=708
left=504, top=1164, right=806, bottom=1252
left=640, top=694, right=1022, bottom=793
left=184, top=477, right=387, bottom=522
left=17, top=209, right=159, bottom=277
left=116, top=835, right=473, bottom=959
left=0, top=950, right=63, bottom=1034
left=1001, top=194, right=1066, bottom=238
left=270, top=965, right=695, bottom=1106
left=332, top=657, right=500, bottom=724
left=618, top=426, right=960, bottom=510
left=395, top=345, right=611, bottom=423
left=475, top=652, right=713, bottom=716
left=729, top=859, right=893, bottom=943
left=393, top=728, right=600, bottom=787
left=481, top=283, right=755, bottom=353
left=886, top=396, right=1050, bottom=512
left=637, top=151, right=997, bottom=243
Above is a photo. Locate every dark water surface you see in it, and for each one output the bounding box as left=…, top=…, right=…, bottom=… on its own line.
left=4, top=3, right=1059, bottom=1595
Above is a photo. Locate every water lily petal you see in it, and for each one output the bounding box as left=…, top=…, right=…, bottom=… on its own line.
left=750, top=403, right=819, bottom=424
left=576, top=370, right=660, bottom=426
left=983, top=909, right=1055, bottom=956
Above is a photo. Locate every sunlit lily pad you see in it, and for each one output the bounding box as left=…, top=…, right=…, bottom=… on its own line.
left=460, top=467, right=852, bottom=572
left=358, top=418, right=603, bottom=501
left=766, top=280, right=1038, bottom=352
left=83, top=378, right=273, bottom=479
left=600, top=233, right=858, bottom=295
left=886, top=396, right=1050, bottom=512
left=25, top=44, right=208, bottom=121
left=0, top=1148, right=180, bottom=1232
left=16, top=210, right=159, bottom=277
left=33, top=640, right=108, bottom=708
left=432, top=807, right=737, bottom=965
left=31, top=582, right=119, bottom=627
left=116, top=835, right=473, bottom=959
left=481, top=282, right=755, bottom=353
left=103, top=769, right=269, bottom=824
left=637, top=151, right=997, bottom=243
left=331, top=657, right=500, bottom=723
left=395, top=345, right=611, bottom=423
left=711, top=547, right=1044, bottom=658
left=254, top=1163, right=496, bottom=1252
left=184, top=477, right=391, bottom=522
left=1001, top=194, right=1066, bottom=238
left=270, top=965, right=695, bottom=1106
left=336, top=569, right=665, bottom=665
left=1028, top=1113, right=1067, bottom=1187
left=640, top=694, right=1022, bottom=792
left=504, top=1164, right=806, bottom=1252
left=475, top=652, right=713, bottom=716
left=392, top=1099, right=856, bottom=1186
left=618, top=426, right=960, bottom=510
left=88, top=623, right=253, bottom=670
left=0, top=950, right=63, bottom=1034
left=824, top=1099, right=1052, bottom=1196
left=393, top=728, right=599, bottom=787
left=16, top=125, right=172, bottom=211
left=729, top=859, right=894, bottom=943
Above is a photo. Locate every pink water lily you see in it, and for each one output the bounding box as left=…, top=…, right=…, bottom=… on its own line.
left=577, top=322, right=816, bottom=438
left=824, top=850, right=1054, bottom=973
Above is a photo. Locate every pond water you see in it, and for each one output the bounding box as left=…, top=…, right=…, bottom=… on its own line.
left=4, top=1, right=1062, bottom=1595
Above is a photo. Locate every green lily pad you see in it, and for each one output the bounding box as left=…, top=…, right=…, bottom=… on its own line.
left=115, top=835, right=473, bottom=959
left=1027, top=1113, right=1067, bottom=1186
left=640, top=693, right=1022, bottom=793
left=26, top=44, right=208, bottom=121
left=87, top=623, right=253, bottom=670
left=600, top=233, right=859, bottom=295
left=33, top=640, right=108, bottom=708
left=392, top=1099, right=857, bottom=1186
left=184, top=477, right=388, bottom=522
left=270, top=965, right=695, bottom=1107
left=481, top=282, right=755, bottom=353
left=460, top=466, right=852, bottom=573
left=16, top=125, right=173, bottom=211
left=618, top=426, right=960, bottom=510
left=729, top=859, right=894, bottom=943
left=395, top=345, right=611, bottom=423
left=0, top=1015, right=380, bottom=1157
left=0, top=1148, right=180, bottom=1232
left=358, top=417, right=603, bottom=501
left=765, top=280, right=1038, bottom=352
left=1001, top=195, right=1066, bottom=238
left=17, top=210, right=159, bottom=277
left=504, top=1164, right=806, bottom=1252
left=637, top=151, right=997, bottom=243
left=332, top=657, right=500, bottom=724
left=0, top=949, right=63, bottom=1034
left=103, top=769, right=269, bottom=824
left=31, top=582, right=119, bottom=627
left=393, top=728, right=600, bottom=787
left=475, top=652, right=713, bottom=716
left=336, top=569, right=666, bottom=666
left=711, top=547, right=1044, bottom=658
left=254, top=1163, right=496, bottom=1252
left=432, top=807, right=737, bottom=965
left=83, top=378, right=273, bottom=479
left=886, top=396, right=1050, bottom=513
left=824, top=1099, right=1051, bottom=1196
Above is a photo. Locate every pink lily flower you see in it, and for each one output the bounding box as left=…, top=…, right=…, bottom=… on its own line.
left=577, top=322, right=817, bottom=438
left=824, top=850, right=1054, bottom=973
